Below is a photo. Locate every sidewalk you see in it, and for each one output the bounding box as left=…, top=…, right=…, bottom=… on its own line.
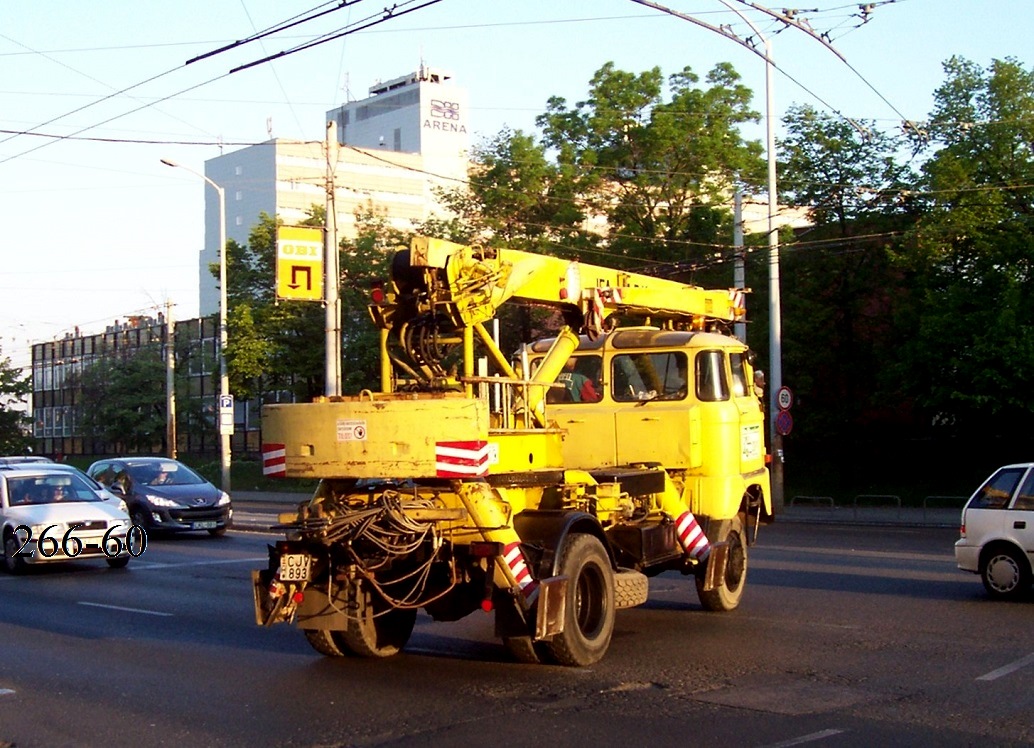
left=231, top=491, right=964, bottom=529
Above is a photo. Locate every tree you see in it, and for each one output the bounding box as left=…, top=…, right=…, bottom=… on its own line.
left=537, top=61, right=765, bottom=265
left=898, top=57, right=1034, bottom=438
left=76, top=346, right=168, bottom=452
left=0, top=345, right=32, bottom=454
left=772, top=105, right=918, bottom=441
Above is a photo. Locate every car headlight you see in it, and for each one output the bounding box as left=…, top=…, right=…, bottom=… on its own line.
left=23, top=523, right=62, bottom=541
left=146, top=494, right=183, bottom=508
left=217, top=492, right=231, bottom=506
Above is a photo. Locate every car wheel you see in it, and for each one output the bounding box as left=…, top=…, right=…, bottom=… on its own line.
left=3, top=532, right=26, bottom=575
left=980, top=545, right=1031, bottom=599
left=106, top=555, right=130, bottom=569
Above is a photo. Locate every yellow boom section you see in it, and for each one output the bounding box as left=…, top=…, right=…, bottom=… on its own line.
left=375, top=236, right=744, bottom=336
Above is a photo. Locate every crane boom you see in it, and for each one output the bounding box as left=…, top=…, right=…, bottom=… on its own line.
left=372, top=236, right=746, bottom=339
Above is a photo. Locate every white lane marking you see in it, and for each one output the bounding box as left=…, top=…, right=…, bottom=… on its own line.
left=976, top=652, right=1034, bottom=681
left=130, top=556, right=267, bottom=570
left=78, top=601, right=172, bottom=617
left=0, top=688, right=14, bottom=696
left=762, top=544, right=955, bottom=563
left=760, top=729, right=847, bottom=747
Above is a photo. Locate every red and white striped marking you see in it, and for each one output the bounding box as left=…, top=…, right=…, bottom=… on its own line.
left=675, top=510, right=710, bottom=561
left=262, top=443, right=286, bottom=477
left=435, top=440, right=490, bottom=478
left=729, top=289, right=746, bottom=318
left=503, top=541, right=538, bottom=597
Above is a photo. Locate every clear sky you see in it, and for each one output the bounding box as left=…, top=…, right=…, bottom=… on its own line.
left=1, top=0, right=1028, bottom=371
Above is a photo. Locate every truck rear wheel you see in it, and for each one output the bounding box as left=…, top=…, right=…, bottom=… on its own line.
left=304, top=586, right=417, bottom=658
left=544, top=533, right=615, bottom=667
left=696, top=513, right=748, bottom=612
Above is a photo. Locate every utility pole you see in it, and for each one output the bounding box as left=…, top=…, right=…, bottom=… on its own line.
left=325, top=121, right=342, bottom=396
left=165, top=298, right=176, bottom=458
left=733, top=189, right=746, bottom=343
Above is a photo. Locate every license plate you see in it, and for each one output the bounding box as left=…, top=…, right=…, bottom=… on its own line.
left=192, top=521, right=218, bottom=530
left=279, top=553, right=312, bottom=582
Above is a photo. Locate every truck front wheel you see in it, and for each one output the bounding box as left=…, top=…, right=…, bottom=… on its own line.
left=696, top=512, right=748, bottom=612
left=304, top=586, right=417, bottom=658
left=545, top=533, right=615, bottom=667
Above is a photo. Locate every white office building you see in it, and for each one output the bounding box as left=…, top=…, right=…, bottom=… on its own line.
left=199, top=66, right=470, bottom=315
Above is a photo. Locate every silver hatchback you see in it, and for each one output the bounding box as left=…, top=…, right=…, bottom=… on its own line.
left=955, top=463, right=1034, bottom=599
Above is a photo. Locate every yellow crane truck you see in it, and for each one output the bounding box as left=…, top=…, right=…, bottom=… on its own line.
left=253, top=236, right=773, bottom=666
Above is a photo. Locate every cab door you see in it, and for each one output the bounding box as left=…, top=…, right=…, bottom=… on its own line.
left=611, top=350, right=696, bottom=469
left=547, top=354, right=618, bottom=468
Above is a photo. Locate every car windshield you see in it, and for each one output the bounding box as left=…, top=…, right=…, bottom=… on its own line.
left=125, top=461, right=206, bottom=487
left=7, top=473, right=103, bottom=505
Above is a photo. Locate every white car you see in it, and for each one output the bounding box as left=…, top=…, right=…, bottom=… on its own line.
left=1, top=468, right=135, bottom=573
left=955, top=463, right=1034, bottom=599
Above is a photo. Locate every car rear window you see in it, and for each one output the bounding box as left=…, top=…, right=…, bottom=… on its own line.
left=969, top=467, right=1027, bottom=509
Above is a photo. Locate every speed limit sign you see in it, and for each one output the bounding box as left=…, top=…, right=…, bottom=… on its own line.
left=777, top=386, right=794, bottom=411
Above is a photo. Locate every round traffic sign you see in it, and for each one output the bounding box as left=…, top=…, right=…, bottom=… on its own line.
left=775, top=409, right=793, bottom=436
left=777, top=386, right=793, bottom=411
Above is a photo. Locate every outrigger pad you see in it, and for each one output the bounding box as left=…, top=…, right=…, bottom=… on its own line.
left=535, top=575, right=569, bottom=640
left=701, top=541, right=730, bottom=592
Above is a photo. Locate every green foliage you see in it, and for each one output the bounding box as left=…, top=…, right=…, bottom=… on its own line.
left=773, top=106, right=919, bottom=441
left=897, top=57, right=1034, bottom=436
left=0, top=345, right=32, bottom=454
left=536, top=61, right=765, bottom=265
left=75, top=346, right=168, bottom=452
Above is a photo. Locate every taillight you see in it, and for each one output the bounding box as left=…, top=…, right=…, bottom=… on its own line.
left=469, top=541, right=502, bottom=558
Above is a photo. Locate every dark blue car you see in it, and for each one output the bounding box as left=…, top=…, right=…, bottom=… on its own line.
left=88, top=457, right=232, bottom=536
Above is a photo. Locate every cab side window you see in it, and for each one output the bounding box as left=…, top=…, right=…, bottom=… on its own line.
left=696, top=350, right=730, bottom=402
left=970, top=467, right=1026, bottom=509
left=730, top=352, right=748, bottom=397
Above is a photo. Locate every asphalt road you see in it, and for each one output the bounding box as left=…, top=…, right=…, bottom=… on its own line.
left=0, top=517, right=1031, bottom=747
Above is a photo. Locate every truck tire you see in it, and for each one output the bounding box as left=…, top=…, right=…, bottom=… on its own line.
left=696, top=513, right=748, bottom=612
left=304, top=586, right=417, bottom=658
left=614, top=567, right=649, bottom=609
left=544, top=533, right=615, bottom=667
left=502, top=635, right=546, bottom=664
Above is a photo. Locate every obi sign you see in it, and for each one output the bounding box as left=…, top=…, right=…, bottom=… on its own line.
left=276, top=226, right=324, bottom=301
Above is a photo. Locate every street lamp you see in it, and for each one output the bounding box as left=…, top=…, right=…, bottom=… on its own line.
left=161, top=158, right=231, bottom=493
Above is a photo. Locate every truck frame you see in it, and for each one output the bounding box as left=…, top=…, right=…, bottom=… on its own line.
left=253, top=236, right=773, bottom=666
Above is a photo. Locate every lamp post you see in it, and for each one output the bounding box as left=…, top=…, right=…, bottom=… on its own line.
left=161, top=158, right=231, bottom=493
